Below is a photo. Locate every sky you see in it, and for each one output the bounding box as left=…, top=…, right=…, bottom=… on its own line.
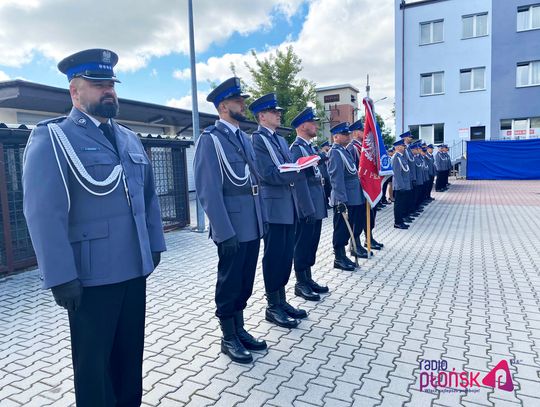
left=0, top=0, right=397, bottom=128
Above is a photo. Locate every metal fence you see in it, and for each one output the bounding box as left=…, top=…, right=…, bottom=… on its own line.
left=0, top=125, right=192, bottom=274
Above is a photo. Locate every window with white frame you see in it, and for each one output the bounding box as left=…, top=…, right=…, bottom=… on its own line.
left=516, top=61, right=540, bottom=87
left=462, top=13, right=488, bottom=38
left=460, top=67, right=485, bottom=91
left=500, top=117, right=540, bottom=139
left=517, top=4, right=540, bottom=31
left=420, top=72, right=444, bottom=96
left=420, top=20, right=444, bottom=45
left=409, top=124, right=444, bottom=145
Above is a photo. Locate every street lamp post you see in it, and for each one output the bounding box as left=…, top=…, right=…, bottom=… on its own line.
left=188, top=0, right=205, bottom=232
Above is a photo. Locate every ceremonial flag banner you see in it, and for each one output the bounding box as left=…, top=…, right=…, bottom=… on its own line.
left=359, top=97, right=393, bottom=206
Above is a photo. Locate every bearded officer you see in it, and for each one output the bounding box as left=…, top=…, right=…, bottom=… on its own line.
left=327, top=122, right=361, bottom=271
left=249, top=94, right=310, bottom=327
left=194, top=77, right=267, bottom=364
left=289, top=107, right=330, bottom=301
left=22, top=49, right=166, bottom=406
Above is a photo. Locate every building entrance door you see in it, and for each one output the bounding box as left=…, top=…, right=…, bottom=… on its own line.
left=470, top=126, right=485, bottom=140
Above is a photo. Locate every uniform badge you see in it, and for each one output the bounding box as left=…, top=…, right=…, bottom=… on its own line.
left=78, top=117, right=86, bottom=125
left=102, top=50, right=112, bottom=63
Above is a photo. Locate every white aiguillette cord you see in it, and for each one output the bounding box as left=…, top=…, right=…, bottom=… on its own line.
left=47, top=123, right=130, bottom=212
left=209, top=133, right=250, bottom=186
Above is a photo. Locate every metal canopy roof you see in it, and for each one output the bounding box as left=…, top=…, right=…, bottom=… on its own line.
left=0, top=80, right=293, bottom=136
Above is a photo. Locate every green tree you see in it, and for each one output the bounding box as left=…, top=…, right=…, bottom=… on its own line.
left=242, top=46, right=322, bottom=144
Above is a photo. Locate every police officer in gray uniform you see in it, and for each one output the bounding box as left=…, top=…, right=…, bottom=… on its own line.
left=194, top=77, right=267, bottom=364
left=425, top=144, right=436, bottom=201
left=412, top=142, right=426, bottom=210
left=23, top=49, right=166, bottom=407
left=391, top=139, right=411, bottom=229
left=347, top=119, right=383, bottom=252
left=289, top=107, right=330, bottom=301
left=328, top=122, right=362, bottom=271
left=250, top=94, right=310, bottom=327
left=400, top=131, right=418, bottom=219
left=435, top=144, right=450, bottom=191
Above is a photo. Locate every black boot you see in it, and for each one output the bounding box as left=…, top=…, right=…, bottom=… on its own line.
left=306, top=268, right=329, bottom=294
left=280, top=287, right=308, bottom=319
left=334, top=246, right=355, bottom=271
left=234, top=311, right=267, bottom=351
left=265, top=290, right=299, bottom=328
left=350, top=238, right=370, bottom=258
left=364, top=237, right=383, bottom=250
left=295, top=270, right=320, bottom=301
left=219, top=317, right=252, bottom=363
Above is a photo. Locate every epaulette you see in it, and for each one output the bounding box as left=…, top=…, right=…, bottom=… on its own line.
left=202, top=125, right=216, bottom=134
left=118, top=122, right=133, bottom=131
left=36, top=116, right=67, bottom=127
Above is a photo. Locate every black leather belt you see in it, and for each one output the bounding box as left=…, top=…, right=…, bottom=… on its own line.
left=223, top=185, right=259, bottom=196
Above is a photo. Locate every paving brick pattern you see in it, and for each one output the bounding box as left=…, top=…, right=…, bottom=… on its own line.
left=1, top=180, right=540, bottom=406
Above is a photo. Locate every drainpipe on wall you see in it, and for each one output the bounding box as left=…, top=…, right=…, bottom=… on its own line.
left=401, top=0, right=406, bottom=135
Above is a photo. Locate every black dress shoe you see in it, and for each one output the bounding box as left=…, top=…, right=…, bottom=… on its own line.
left=334, top=258, right=356, bottom=271
left=394, top=223, right=409, bottom=229
left=221, top=337, right=253, bottom=363
left=309, top=280, right=329, bottom=293
left=265, top=306, right=299, bottom=328
left=282, top=301, right=308, bottom=319
left=403, top=217, right=414, bottom=222
left=237, top=329, right=267, bottom=351
left=364, top=242, right=383, bottom=250
left=295, top=283, right=321, bottom=301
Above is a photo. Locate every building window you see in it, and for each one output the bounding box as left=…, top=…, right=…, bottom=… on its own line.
left=462, top=13, right=488, bottom=38
left=460, top=67, right=485, bottom=91
left=324, top=94, right=340, bottom=103
left=516, top=61, right=540, bottom=87
left=517, top=4, right=540, bottom=31
left=409, top=123, right=444, bottom=145
left=421, top=72, right=444, bottom=96
left=500, top=117, right=540, bottom=139
left=420, top=20, right=444, bottom=45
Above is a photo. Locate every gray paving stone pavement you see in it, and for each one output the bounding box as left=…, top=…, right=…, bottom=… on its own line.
left=1, top=179, right=540, bottom=406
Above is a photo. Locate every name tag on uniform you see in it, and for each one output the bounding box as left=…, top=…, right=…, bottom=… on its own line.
left=81, top=147, right=100, bottom=151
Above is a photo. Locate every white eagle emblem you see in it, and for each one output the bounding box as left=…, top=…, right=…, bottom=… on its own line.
left=102, top=50, right=112, bottom=63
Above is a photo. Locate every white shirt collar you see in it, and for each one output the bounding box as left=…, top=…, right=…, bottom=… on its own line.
left=81, top=111, right=110, bottom=128
left=261, top=125, right=277, bottom=136
left=219, top=119, right=239, bottom=134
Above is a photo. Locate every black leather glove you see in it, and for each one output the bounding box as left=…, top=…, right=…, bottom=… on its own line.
left=263, top=222, right=270, bottom=236
left=152, top=252, right=161, bottom=269
left=220, top=235, right=240, bottom=256
left=303, top=214, right=316, bottom=224
left=51, top=279, right=82, bottom=312
left=336, top=202, right=347, bottom=213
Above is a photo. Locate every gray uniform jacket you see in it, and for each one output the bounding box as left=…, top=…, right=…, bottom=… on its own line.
left=345, top=140, right=366, bottom=204
left=194, top=120, right=265, bottom=244
left=405, top=145, right=416, bottom=185
left=391, top=153, right=412, bottom=191
left=426, top=153, right=435, bottom=177
left=328, top=143, right=363, bottom=206
left=435, top=152, right=451, bottom=171
left=252, top=126, right=314, bottom=224
left=414, top=154, right=426, bottom=185
left=290, top=137, right=327, bottom=220
left=23, top=108, right=166, bottom=289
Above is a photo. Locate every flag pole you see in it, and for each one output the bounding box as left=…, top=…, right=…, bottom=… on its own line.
left=366, top=202, right=371, bottom=258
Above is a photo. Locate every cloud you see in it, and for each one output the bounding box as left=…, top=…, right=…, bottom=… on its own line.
left=0, top=71, right=10, bottom=81
left=166, top=90, right=215, bottom=114
left=0, top=0, right=305, bottom=71
left=172, top=0, right=396, bottom=122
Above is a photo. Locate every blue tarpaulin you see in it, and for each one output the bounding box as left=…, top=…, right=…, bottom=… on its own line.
left=467, top=139, right=540, bottom=180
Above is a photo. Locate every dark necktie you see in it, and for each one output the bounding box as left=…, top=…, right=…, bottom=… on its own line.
left=235, top=129, right=245, bottom=152
left=99, top=123, right=117, bottom=152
